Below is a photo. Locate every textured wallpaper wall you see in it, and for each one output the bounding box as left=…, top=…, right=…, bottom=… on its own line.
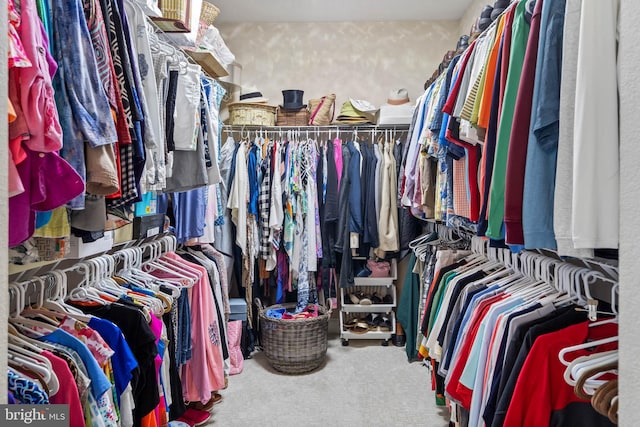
left=458, top=0, right=487, bottom=37
left=217, top=20, right=461, bottom=115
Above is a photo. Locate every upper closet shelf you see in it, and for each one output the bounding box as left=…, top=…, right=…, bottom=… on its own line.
left=185, top=49, right=229, bottom=78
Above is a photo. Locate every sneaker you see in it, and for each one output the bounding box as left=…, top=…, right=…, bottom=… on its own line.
left=177, top=408, right=211, bottom=426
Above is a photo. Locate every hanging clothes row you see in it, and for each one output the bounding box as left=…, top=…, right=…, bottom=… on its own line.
left=399, top=0, right=619, bottom=255
left=7, top=236, right=232, bottom=427
left=397, top=232, right=618, bottom=427
left=8, top=0, right=226, bottom=250
left=212, top=129, right=407, bottom=312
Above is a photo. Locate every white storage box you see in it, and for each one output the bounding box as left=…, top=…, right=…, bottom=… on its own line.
left=68, top=231, right=114, bottom=258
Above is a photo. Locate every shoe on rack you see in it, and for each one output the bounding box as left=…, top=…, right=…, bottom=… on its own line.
left=344, top=318, right=359, bottom=330
left=351, top=320, right=370, bottom=334
left=365, top=313, right=381, bottom=329
left=370, top=293, right=382, bottom=304
left=348, top=293, right=359, bottom=304
left=359, top=294, right=373, bottom=305
left=382, top=294, right=393, bottom=304
left=356, top=265, right=372, bottom=277
left=378, top=316, right=392, bottom=332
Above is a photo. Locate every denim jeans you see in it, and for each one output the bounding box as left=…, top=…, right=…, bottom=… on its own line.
left=176, top=288, right=192, bottom=366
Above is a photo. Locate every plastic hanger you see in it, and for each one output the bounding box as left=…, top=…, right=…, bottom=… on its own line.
left=42, top=271, right=88, bottom=317
left=8, top=353, right=56, bottom=394
left=65, top=263, right=108, bottom=305
left=569, top=351, right=618, bottom=384
left=7, top=324, right=56, bottom=352
left=9, top=282, right=58, bottom=334
left=563, top=350, right=618, bottom=386
left=144, top=257, right=198, bottom=287
left=8, top=343, right=59, bottom=396
left=559, top=335, right=619, bottom=367
left=158, top=252, right=202, bottom=278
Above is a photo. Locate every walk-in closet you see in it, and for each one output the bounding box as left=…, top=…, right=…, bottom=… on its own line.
left=3, top=0, right=640, bottom=426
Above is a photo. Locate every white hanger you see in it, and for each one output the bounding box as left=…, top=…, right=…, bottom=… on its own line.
left=559, top=335, right=619, bottom=367
left=8, top=343, right=59, bottom=396
left=66, top=263, right=108, bottom=305
left=44, top=271, right=86, bottom=315
left=563, top=350, right=618, bottom=386
left=9, top=282, right=57, bottom=333
left=589, top=283, right=619, bottom=328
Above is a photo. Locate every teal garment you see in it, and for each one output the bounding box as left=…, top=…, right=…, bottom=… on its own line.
left=486, top=0, right=531, bottom=239
left=37, top=0, right=53, bottom=53
left=427, top=272, right=458, bottom=336
left=397, top=254, right=420, bottom=361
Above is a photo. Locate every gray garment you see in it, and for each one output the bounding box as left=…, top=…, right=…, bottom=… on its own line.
left=336, top=145, right=353, bottom=287
left=70, top=195, right=106, bottom=231
left=164, top=124, right=209, bottom=192
left=399, top=105, right=420, bottom=185
left=200, top=245, right=231, bottom=316
left=554, top=0, right=593, bottom=258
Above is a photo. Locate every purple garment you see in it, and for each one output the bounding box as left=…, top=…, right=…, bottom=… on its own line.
left=276, top=249, right=289, bottom=304
left=8, top=392, right=16, bottom=404
left=9, top=147, right=85, bottom=247
left=333, top=138, right=342, bottom=191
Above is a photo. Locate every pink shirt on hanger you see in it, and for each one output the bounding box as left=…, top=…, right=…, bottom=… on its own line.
left=162, top=252, right=225, bottom=403
left=333, top=138, right=343, bottom=190
left=42, top=350, right=86, bottom=427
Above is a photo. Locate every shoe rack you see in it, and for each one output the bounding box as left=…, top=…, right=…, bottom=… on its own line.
left=340, top=258, right=397, bottom=346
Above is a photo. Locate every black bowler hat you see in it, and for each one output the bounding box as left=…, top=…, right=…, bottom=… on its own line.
left=280, top=90, right=306, bottom=111
left=238, top=91, right=268, bottom=103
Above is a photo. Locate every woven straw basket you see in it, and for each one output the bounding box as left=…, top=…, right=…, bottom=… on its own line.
left=159, top=0, right=189, bottom=21
left=196, top=2, right=220, bottom=45
left=276, top=108, right=310, bottom=126
left=256, top=299, right=331, bottom=374
left=229, top=103, right=277, bottom=126
left=200, top=1, right=220, bottom=23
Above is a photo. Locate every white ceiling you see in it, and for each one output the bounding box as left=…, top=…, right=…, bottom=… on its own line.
left=209, top=0, right=474, bottom=23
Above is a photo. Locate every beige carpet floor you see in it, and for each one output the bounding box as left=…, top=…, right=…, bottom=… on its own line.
left=204, top=318, right=450, bottom=427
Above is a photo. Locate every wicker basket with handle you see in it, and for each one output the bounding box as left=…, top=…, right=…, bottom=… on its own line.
left=228, top=103, right=277, bottom=126
left=196, top=2, right=220, bottom=45
left=256, top=299, right=331, bottom=374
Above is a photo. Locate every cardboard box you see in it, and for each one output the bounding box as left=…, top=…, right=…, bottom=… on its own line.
left=113, top=223, right=134, bottom=245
